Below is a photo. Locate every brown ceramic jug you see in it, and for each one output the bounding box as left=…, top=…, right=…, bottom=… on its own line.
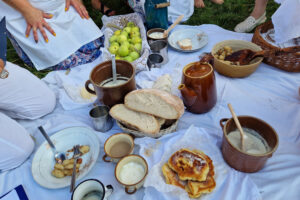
left=85, top=60, right=136, bottom=108
left=178, top=62, right=217, bottom=114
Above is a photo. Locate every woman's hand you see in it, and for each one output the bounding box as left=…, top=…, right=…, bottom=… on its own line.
left=23, top=7, right=56, bottom=43
left=65, top=0, right=89, bottom=19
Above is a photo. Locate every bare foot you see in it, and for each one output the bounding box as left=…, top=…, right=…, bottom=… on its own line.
left=210, top=0, right=224, bottom=4
left=91, top=0, right=116, bottom=16
left=194, top=0, right=205, bottom=8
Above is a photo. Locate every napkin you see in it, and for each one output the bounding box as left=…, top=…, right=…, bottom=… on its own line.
left=135, top=125, right=262, bottom=200
left=0, top=185, right=28, bottom=200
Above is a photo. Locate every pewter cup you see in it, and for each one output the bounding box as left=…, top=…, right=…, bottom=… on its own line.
left=149, top=40, right=169, bottom=65
left=147, top=53, right=164, bottom=70
left=89, top=105, right=113, bottom=132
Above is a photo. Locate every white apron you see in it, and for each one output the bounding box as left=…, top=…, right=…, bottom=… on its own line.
left=0, top=0, right=103, bottom=70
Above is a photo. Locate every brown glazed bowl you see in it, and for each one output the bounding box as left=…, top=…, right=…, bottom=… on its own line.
left=147, top=28, right=167, bottom=43
left=220, top=116, right=279, bottom=173
left=85, top=60, right=136, bottom=108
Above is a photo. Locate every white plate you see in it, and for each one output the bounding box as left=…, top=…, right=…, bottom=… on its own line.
left=32, top=127, right=100, bottom=189
left=168, top=29, right=208, bottom=52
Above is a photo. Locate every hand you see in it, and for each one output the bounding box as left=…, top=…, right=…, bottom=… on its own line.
left=65, top=0, right=89, bottom=19
left=23, top=7, right=56, bottom=43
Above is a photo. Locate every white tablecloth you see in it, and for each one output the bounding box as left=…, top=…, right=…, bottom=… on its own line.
left=0, top=24, right=299, bottom=200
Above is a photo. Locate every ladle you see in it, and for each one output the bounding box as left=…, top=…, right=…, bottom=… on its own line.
left=38, top=126, right=66, bottom=164
left=224, top=46, right=300, bottom=65
left=111, top=54, right=117, bottom=84
left=227, top=104, right=246, bottom=151
left=163, top=15, right=184, bottom=38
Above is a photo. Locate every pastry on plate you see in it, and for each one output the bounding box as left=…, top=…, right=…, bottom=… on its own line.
left=168, top=148, right=210, bottom=182
left=177, top=38, right=192, bottom=50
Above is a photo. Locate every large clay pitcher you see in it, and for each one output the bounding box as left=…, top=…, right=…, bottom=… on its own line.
left=178, top=62, right=217, bottom=114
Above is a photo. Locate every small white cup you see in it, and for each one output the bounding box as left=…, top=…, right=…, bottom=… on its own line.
left=115, top=155, right=148, bottom=194
left=103, top=133, right=134, bottom=163
left=71, top=179, right=113, bottom=200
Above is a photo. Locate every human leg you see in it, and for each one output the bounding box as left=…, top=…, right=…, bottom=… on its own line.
left=234, top=0, right=268, bottom=33
left=0, top=112, right=34, bottom=172
left=0, top=62, right=56, bottom=120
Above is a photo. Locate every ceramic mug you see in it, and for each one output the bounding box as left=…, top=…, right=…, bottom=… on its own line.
left=85, top=60, right=136, bottom=108
left=115, top=155, right=148, bottom=194
left=71, top=179, right=113, bottom=200
left=178, top=62, right=217, bottom=114
left=220, top=116, right=279, bottom=173
left=103, top=133, right=134, bottom=163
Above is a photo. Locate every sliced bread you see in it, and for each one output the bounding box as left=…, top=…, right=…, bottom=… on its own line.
left=109, top=104, right=160, bottom=134
left=124, top=89, right=184, bottom=120
left=177, top=38, right=192, bottom=50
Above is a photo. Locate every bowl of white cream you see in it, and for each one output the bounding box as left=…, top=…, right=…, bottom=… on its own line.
left=115, top=155, right=148, bottom=194
left=220, top=116, right=279, bottom=173
left=147, top=28, right=167, bottom=43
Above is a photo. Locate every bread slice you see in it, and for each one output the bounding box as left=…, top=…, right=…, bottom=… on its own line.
left=109, top=104, right=160, bottom=134
left=124, top=89, right=184, bottom=120
left=177, top=38, right=192, bottom=50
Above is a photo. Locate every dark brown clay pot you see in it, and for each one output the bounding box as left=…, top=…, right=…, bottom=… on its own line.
left=178, top=62, right=217, bottom=114
left=220, top=116, right=279, bottom=173
left=85, top=60, right=136, bottom=108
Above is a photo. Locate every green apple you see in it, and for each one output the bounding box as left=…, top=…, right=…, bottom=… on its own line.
left=131, top=26, right=140, bottom=33
left=121, top=41, right=130, bottom=48
left=109, top=45, right=119, bottom=54
left=126, top=22, right=135, bottom=27
left=114, top=30, right=121, bottom=36
left=128, top=44, right=135, bottom=51
left=117, top=34, right=127, bottom=44
left=124, top=56, right=134, bottom=62
left=109, top=35, right=118, bottom=43
left=120, top=31, right=128, bottom=38
left=129, top=51, right=140, bottom=60
left=134, top=43, right=142, bottom=52
left=110, top=42, right=120, bottom=47
left=130, top=30, right=140, bottom=38
left=115, top=55, right=122, bottom=60
left=131, top=36, right=142, bottom=44
left=118, top=45, right=129, bottom=57
left=123, top=27, right=131, bottom=33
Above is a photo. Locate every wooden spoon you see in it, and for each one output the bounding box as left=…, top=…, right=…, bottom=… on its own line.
left=163, top=15, right=184, bottom=38
left=224, top=46, right=300, bottom=65
left=227, top=103, right=246, bottom=152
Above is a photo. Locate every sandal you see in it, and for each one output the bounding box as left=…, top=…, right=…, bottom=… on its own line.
left=91, top=0, right=116, bottom=16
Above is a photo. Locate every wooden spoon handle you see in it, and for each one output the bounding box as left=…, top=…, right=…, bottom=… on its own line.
left=228, top=103, right=245, bottom=151
left=163, top=15, right=184, bottom=37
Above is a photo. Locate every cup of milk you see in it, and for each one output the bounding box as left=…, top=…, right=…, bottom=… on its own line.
left=115, top=155, right=148, bottom=194
left=103, top=133, right=134, bottom=163
left=71, top=179, right=113, bottom=200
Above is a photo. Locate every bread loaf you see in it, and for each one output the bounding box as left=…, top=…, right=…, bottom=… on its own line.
left=109, top=104, right=160, bottom=134
left=152, top=74, right=172, bottom=93
left=124, top=89, right=184, bottom=119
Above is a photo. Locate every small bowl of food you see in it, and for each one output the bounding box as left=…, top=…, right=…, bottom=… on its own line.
left=147, top=28, right=167, bottom=43
left=220, top=116, right=279, bottom=173
left=212, top=40, right=263, bottom=78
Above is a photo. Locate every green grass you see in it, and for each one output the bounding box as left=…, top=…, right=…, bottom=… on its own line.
left=6, top=0, right=279, bottom=78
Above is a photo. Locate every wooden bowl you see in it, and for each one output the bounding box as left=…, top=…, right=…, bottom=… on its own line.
left=220, top=116, right=279, bottom=173
left=212, top=40, right=263, bottom=78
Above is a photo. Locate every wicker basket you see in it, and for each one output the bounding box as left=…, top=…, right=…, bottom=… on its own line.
left=252, top=21, right=300, bottom=72
left=116, top=119, right=178, bottom=138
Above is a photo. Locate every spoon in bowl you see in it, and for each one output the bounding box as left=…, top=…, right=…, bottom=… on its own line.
left=38, top=126, right=66, bottom=164
left=227, top=104, right=246, bottom=152
left=111, top=54, right=117, bottom=84
left=163, top=15, right=184, bottom=38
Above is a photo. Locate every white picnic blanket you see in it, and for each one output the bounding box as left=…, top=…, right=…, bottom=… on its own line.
left=0, top=24, right=300, bottom=200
